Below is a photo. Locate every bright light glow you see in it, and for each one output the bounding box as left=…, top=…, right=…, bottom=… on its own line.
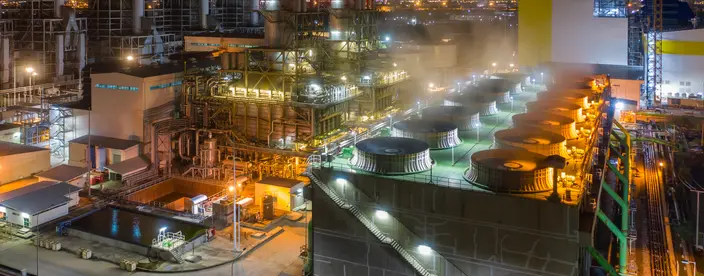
left=341, top=76, right=347, bottom=81
left=659, top=162, right=664, bottom=167
left=491, top=63, right=497, bottom=67
left=159, top=227, right=167, bottom=232
left=0, top=206, right=5, bottom=212
left=428, top=83, right=434, bottom=88
left=393, top=63, right=397, bottom=67
left=32, top=72, right=37, bottom=76
left=540, top=72, right=544, bottom=76
left=385, top=36, right=390, bottom=42
left=615, top=102, right=624, bottom=109
left=375, top=210, right=389, bottom=219
left=25, top=67, right=34, bottom=73
left=297, top=188, right=303, bottom=194
left=310, top=83, right=321, bottom=90
left=335, top=178, right=346, bottom=185
left=417, top=245, right=432, bottom=255
left=509, top=63, right=514, bottom=68
left=21, top=212, right=29, bottom=219
left=126, top=55, right=134, bottom=61
left=363, top=75, right=371, bottom=80
left=13, top=132, right=20, bottom=137
left=308, top=50, right=313, bottom=56
left=228, top=185, right=235, bottom=192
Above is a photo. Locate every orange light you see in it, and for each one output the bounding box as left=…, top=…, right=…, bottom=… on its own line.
left=228, top=185, right=234, bottom=192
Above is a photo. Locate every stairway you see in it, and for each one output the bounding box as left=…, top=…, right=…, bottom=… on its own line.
left=304, top=170, right=435, bottom=276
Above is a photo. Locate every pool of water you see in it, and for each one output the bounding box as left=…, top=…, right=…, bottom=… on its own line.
left=70, top=207, right=205, bottom=246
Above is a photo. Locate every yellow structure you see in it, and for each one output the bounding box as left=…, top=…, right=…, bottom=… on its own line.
left=254, top=177, right=305, bottom=212
left=517, top=0, right=552, bottom=67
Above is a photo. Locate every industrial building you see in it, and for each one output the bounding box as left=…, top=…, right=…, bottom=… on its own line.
left=305, top=74, right=617, bottom=275
left=0, top=181, right=80, bottom=229
left=36, top=164, right=88, bottom=188
left=0, top=141, right=50, bottom=184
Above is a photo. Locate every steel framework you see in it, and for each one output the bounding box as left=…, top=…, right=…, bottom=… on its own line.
left=644, top=0, right=663, bottom=108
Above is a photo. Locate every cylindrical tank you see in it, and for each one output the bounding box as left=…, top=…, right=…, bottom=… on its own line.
left=200, top=0, right=209, bottom=29
left=537, top=90, right=590, bottom=109
left=392, top=119, right=461, bottom=149
left=525, top=100, right=584, bottom=122
left=444, top=93, right=498, bottom=116
left=203, top=138, right=218, bottom=167
left=494, top=128, right=567, bottom=157
left=350, top=137, right=433, bottom=174
left=511, top=113, right=579, bottom=140
left=421, top=105, right=481, bottom=130
left=465, top=149, right=554, bottom=193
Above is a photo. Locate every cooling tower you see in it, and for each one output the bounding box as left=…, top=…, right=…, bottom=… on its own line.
left=444, top=93, right=498, bottom=116
left=392, top=119, right=461, bottom=149
left=491, top=72, right=529, bottom=93
left=494, top=128, right=567, bottom=157
left=475, top=78, right=516, bottom=101
left=525, top=100, right=584, bottom=122
left=537, top=90, right=590, bottom=109
left=421, top=105, right=481, bottom=130
left=465, top=149, right=554, bottom=193
left=511, top=113, right=579, bottom=139
left=350, top=137, right=433, bottom=174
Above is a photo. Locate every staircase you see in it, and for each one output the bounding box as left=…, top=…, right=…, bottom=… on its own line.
left=304, top=170, right=434, bottom=276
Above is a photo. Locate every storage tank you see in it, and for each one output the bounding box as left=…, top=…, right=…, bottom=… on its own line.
left=421, top=105, right=481, bottom=130
left=537, top=90, right=590, bottom=109
left=465, top=149, right=554, bottom=193
left=392, top=119, right=461, bottom=149
left=494, top=128, right=567, bottom=157
left=444, top=93, right=498, bottom=116
left=512, top=113, right=579, bottom=139
left=350, top=137, right=433, bottom=174
left=525, top=100, right=584, bottom=122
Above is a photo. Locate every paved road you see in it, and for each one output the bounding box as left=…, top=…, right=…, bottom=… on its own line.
left=0, top=224, right=305, bottom=276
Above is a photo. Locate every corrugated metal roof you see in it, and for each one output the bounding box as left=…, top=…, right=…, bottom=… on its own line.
left=36, top=165, right=87, bottom=182
left=0, top=182, right=80, bottom=215
left=0, top=141, right=48, bottom=156
left=105, top=156, right=149, bottom=176
left=69, top=135, right=140, bottom=150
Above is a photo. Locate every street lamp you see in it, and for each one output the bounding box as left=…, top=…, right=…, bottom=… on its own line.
left=126, top=55, right=134, bottom=61
left=456, top=82, right=461, bottom=92
left=510, top=96, right=514, bottom=112
left=491, top=62, right=497, bottom=73
left=475, top=123, right=480, bottom=141
left=472, top=75, right=476, bottom=83
left=25, top=67, right=34, bottom=73
left=387, top=114, right=392, bottom=127
left=540, top=72, right=544, bottom=83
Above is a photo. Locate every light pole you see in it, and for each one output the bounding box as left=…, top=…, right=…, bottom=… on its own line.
left=540, top=72, right=544, bottom=84
left=475, top=123, right=480, bottom=142
left=510, top=96, right=514, bottom=113
left=509, top=63, right=514, bottom=71
left=387, top=114, right=392, bottom=127
left=472, top=75, right=476, bottom=83
left=491, top=62, right=497, bottom=73
left=456, top=82, right=460, bottom=92
left=25, top=67, right=34, bottom=102
left=427, top=83, right=434, bottom=106
left=352, top=131, right=357, bottom=145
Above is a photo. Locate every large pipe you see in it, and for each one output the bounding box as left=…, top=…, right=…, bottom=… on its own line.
left=78, top=32, right=86, bottom=72
left=179, top=132, right=193, bottom=160
left=56, top=34, right=64, bottom=77
left=250, top=0, right=259, bottom=25
left=133, top=0, right=144, bottom=33
left=2, top=37, right=9, bottom=84
left=200, top=0, right=209, bottom=29
left=55, top=0, right=65, bottom=17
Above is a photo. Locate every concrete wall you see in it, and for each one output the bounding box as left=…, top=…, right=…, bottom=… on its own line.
left=68, top=228, right=149, bottom=255
left=313, top=169, right=581, bottom=276
left=91, top=73, right=146, bottom=141
left=255, top=183, right=294, bottom=211
left=0, top=149, right=51, bottom=184
left=551, top=0, right=628, bottom=65
left=611, top=79, right=643, bottom=104
left=36, top=203, right=69, bottom=226
left=68, top=142, right=87, bottom=168
left=143, top=73, right=180, bottom=111
left=67, top=142, right=140, bottom=169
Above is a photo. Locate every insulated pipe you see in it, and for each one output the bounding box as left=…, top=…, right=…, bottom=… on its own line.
left=78, top=32, right=86, bottom=72
left=200, top=0, right=209, bottom=29
left=2, top=37, right=9, bottom=84
left=56, top=34, right=65, bottom=77
left=179, top=132, right=193, bottom=160
left=133, top=0, right=144, bottom=33
left=55, top=0, right=65, bottom=17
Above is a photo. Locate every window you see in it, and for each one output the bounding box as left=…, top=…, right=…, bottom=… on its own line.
left=227, top=44, right=256, bottom=48
left=95, top=84, right=139, bottom=92
left=191, top=43, right=221, bottom=47
left=23, top=217, right=29, bottom=227
left=149, top=80, right=183, bottom=91
left=686, top=81, right=692, bottom=86
left=680, top=81, right=685, bottom=86
left=664, top=80, right=670, bottom=85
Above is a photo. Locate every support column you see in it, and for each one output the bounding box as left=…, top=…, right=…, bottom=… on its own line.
left=200, top=0, right=209, bottom=29
left=56, top=34, right=65, bottom=77
left=133, top=0, right=144, bottom=34
left=54, top=0, right=65, bottom=17
left=2, top=37, right=9, bottom=84
left=78, top=32, right=86, bottom=72
left=251, top=0, right=259, bottom=25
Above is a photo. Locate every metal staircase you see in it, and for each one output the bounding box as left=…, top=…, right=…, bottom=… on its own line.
left=305, top=155, right=467, bottom=276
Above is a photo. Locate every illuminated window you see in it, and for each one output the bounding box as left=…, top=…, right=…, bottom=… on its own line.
left=95, top=83, right=139, bottom=91
left=191, top=43, right=221, bottom=47
left=149, top=80, right=183, bottom=90
left=227, top=44, right=256, bottom=48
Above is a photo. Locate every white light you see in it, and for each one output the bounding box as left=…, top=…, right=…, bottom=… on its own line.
left=363, top=75, right=371, bottom=80
left=428, top=83, right=434, bottom=88
left=491, top=62, right=497, bottom=67
left=308, top=50, right=313, bottom=56
left=13, top=132, right=20, bottom=137
left=310, top=84, right=320, bottom=90
left=25, top=67, right=34, bottom=73
left=375, top=210, right=389, bottom=219
left=385, top=36, right=391, bottom=42
left=540, top=72, right=544, bottom=76
left=126, top=55, right=134, bottom=61
left=509, top=63, right=514, bottom=68
left=341, top=76, right=347, bottom=81
left=32, top=72, right=37, bottom=76
left=159, top=227, right=167, bottom=232
left=21, top=212, right=29, bottom=218
left=297, top=188, right=303, bottom=194
left=417, top=245, right=432, bottom=255
left=615, top=102, right=624, bottom=109
left=336, top=178, right=346, bottom=185
left=393, top=63, right=397, bottom=67
left=387, top=114, right=391, bottom=118
left=0, top=206, right=5, bottom=212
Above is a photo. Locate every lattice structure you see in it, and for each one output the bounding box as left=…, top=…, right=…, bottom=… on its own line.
left=49, top=105, right=74, bottom=160
left=643, top=0, right=663, bottom=108
left=593, top=0, right=627, bottom=17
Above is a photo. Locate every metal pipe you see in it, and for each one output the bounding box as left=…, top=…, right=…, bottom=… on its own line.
left=133, top=0, right=144, bottom=33
left=55, top=0, right=65, bottom=17
left=56, top=34, right=65, bottom=77
left=200, top=0, right=209, bottom=29
left=178, top=132, right=192, bottom=160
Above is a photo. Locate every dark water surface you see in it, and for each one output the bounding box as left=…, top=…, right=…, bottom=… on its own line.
left=70, top=207, right=205, bottom=246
